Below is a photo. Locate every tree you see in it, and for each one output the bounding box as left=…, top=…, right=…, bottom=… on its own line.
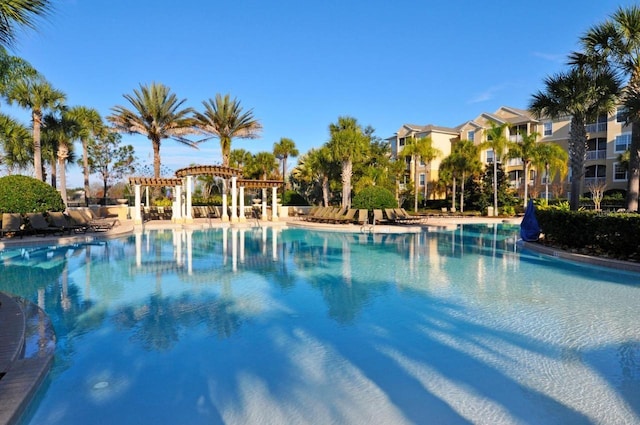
left=86, top=132, right=136, bottom=203
left=41, top=112, right=77, bottom=206
left=530, top=62, right=620, bottom=210
left=480, top=121, right=512, bottom=215
left=246, top=151, right=277, bottom=180
left=440, top=140, right=481, bottom=212
left=0, top=112, right=31, bottom=169
left=400, top=135, right=441, bottom=212
left=193, top=93, right=262, bottom=167
left=533, top=142, right=568, bottom=203
left=5, top=77, right=66, bottom=181
left=229, top=148, right=252, bottom=169
left=581, top=5, right=640, bottom=210
left=108, top=82, right=197, bottom=181
left=273, top=137, right=298, bottom=187
left=291, top=147, right=333, bottom=206
left=66, top=106, right=105, bottom=205
left=0, top=0, right=53, bottom=47
left=506, top=131, right=540, bottom=207
left=327, top=116, right=369, bottom=209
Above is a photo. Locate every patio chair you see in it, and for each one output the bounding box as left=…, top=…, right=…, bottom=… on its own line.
left=372, top=209, right=388, bottom=225
left=68, top=210, right=118, bottom=232
left=48, top=211, right=85, bottom=234
left=356, top=209, right=368, bottom=225
left=25, top=212, right=64, bottom=236
left=332, top=208, right=357, bottom=224
left=394, top=208, right=425, bottom=224
left=1, top=213, right=25, bottom=238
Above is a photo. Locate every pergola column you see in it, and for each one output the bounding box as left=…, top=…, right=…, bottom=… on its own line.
left=222, top=179, right=229, bottom=222
left=271, top=186, right=278, bottom=221
left=230, top=176, right=238, bottom=223
left=172, top=184, right=182, bottom=222
left=261, top=188, right=268, bottom=220
left=185, top=176, right=193, bottom=222
left=239, top=186, right=246, bottom=222
left=134, top=184, right=142, bottom=224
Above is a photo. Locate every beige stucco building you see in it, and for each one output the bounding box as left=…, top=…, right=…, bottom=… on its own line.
left=389, top=105, right=631, bottom=201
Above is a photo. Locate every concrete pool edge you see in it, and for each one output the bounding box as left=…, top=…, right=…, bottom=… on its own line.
left=0, top=293, right=55, bottom=425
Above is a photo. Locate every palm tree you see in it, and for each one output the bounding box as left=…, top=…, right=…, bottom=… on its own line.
left=5, top=77, right=66, bottom=181
left=292, top=147, right=333, bottom=206
left=0, top=112, right=31, bottom=169
left=581, top=5, right=640, bottom=210
left=193, top=93, right=262, bottom=167
left=480, top=121, right=512, bottom=215
left=229, top=148, right=252, bottom=169
left=447, top=139, right=481, bottom=213
left=533, top=142, right=568, bottom=203
left=66, top=106, right=105, bottom=205
left=108, top=82, right=197, bottom=180
left=273, top=137, right=299, bottom=187
left=400, top=135, right=441, bottom=212
left=0, top=0, right=53, bottom=47
left=327, top=116, right=369, bottom=209
left=42, top=112, right=77, bottom=206
left=506, top=131, right=540, bottom=207
left=248, top=152, right=277, bottom=180
left=530, top=63, right=620, bottom=210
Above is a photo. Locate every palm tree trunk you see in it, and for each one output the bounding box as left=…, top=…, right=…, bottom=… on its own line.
left=83, top=137, right=90, bottom=206
left=152, top=138, right=162, bottom=198
left=545, top=163, right=550, bottom=203
left=451, top=176, right=457, bottom=211
left=493, top=149, right=498, bottom=216
left=50, top=157, right=57, bottom=189
left=322, top=175, right=329, bottom=207
left=341, top=159, right=352, bottom=209
left=58, top=145, right=68, bottom=208
left=33, top=110, right=43, bottom=181
left=626, top=120, right=640, bottom=211
left=523, top=161, right=529, bottom=208
left=413, top=156, right=419, bottom=212
left=569, top=117, right=587, bottom=211
left=460, top=172, right=466, bottom=213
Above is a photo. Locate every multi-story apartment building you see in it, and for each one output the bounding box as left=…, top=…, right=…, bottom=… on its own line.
left=389, top=105, right=631, bottom=201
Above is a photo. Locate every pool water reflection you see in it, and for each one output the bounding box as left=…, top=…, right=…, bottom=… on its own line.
left=2, top=225, right=639, bottom=424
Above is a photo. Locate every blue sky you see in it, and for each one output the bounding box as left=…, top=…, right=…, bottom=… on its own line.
left=4, top=0, right=635, bottom=187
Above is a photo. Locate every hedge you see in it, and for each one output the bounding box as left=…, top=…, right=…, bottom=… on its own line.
left=352, top=187, right=397, bottom=210
left=536, top=208, right=640, bottom=260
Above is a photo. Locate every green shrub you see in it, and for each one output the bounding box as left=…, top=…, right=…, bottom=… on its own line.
left=0, top=175, right=65, bottom=213
left=352, top=187, right=397, bottom=210
left=536, top=208, right=640, bottom=260
left=282, top=190, right=309, bottom=206
left=192, top=195, right=222, bottom=206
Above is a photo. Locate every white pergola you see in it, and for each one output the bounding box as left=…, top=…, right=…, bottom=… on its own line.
left=129, top=165, right=283, bottom=225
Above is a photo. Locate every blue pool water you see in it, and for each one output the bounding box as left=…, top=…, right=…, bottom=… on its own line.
left=2, top=225, right=639, bottom=424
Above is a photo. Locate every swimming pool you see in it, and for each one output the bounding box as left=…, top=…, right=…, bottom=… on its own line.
left=3, top=224, right=639, bottom=424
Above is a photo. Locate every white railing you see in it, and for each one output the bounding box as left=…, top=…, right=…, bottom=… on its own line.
left=585, top=122, right=607, bottom=133
left=586, top=150, right=606, bottom=160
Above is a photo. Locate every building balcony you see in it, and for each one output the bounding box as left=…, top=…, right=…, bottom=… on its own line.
left=586, top=150, right=606, bottom=160
left=585, top=122, right=607, bottom=133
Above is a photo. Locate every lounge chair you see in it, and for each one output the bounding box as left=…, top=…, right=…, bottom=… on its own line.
left=372, top=209, right=388, bottom=225
left=393, top=208, right=425, bottom=224
left=48, top=211, right=85, bottom=234
left=26, top=212, right=64, bottom=236
left=332, top=208, right=357, bottom=224
left=356, top=209, right=368, bottom=225
left=1, top=213, right=25, bottom=238
left=68, top=209, right=118, bottom=232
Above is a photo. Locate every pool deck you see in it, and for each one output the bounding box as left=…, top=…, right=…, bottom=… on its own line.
left=2, top=213, right=639, bottom=425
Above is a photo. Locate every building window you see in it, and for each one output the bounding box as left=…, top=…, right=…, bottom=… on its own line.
left=617, top=107, right=628, bottom=123
left=614, top=163, right=628, bottom=181
left=399, top=137, right=405, bottom=147
left=615, top=133, right=631, bottom=152
left=486, top=150, right=495, bottom=163
left=419, top=173, right=425, bottom=186
left=467, top=130, right=475, bottom=142
left=586, top=114, right=607, bottom=133
left=543, top=122, right=552, bottom=136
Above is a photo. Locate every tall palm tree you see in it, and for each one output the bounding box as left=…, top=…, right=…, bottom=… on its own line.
left=66, top=106, right=105, bottom=205
left=42, top=112, right=77, bottom=206
left=400, top=135, right=441, bottom=212
left=193, top=93, right=262, bottom=167
left=5, top=77, right=66, bottom=181
left=292, top=147, right=333, bottom=206
left=506, top=131, right=540, bottom=207
left=448, top=139, right=481, bottom=212
left=533, top=142, right=568, bottom=203
left=0, top=0, right=53, bottom=47
left=108, top=82, right=197, bottom=180
left=327, top=116, right=369, bottom=209
left=481, top=121, right=512, bottom=215
left=581, top=5, right=640, bottom=210
left=530, top=63, right=620, bottom=210
left=248, top=151, right=277, bottom=180
left=273, top=137, right=299, bottom=187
